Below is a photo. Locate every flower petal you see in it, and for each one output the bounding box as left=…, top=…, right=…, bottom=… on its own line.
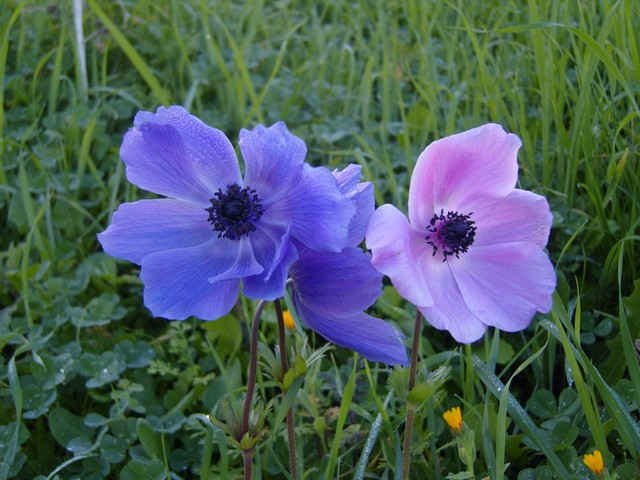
left=450, top=242, right=555, bottom=332
left=467, top=189, right=552, bottom=248
left=294, top=299, right=408, bottom=365
left=366, top=204, right=433, bottom=308
left=264, top=164, right=355, bottom=252
left=244, top=243, right=298, bottom=300
left=334, top=164, right=374, bottom=246
left=140, top=239, right=242, bottom=320
left=208, top=237, right=263, bottom=282
left=97, top=199, right=213, bottom=264
left=239, top=122, right=306, bottom=205
left=243, top=226, right=299, bottom=300
left=251, top=224, right=292, bottom=279
left=409, top=123, right=521, bottom=227
left=419, top=257, right=487, bottom=343
left=333, top=163, right=362, bottom=192
left=122, top=106, right=240, bottom=205
left=291, top=247, right=382, bottom=318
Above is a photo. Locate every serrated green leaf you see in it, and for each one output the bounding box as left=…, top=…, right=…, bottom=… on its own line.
left=282, top=355, right=307, bottom=391
left=407, top=383, right=430, bottom=405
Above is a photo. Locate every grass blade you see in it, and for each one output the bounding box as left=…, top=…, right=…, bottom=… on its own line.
left=86, top=0, right=170, bottom=104
left=495, top=338, right=549, bottom=480
left=550, top=295, right=608, bottom=455
left=325, top=354, right=358, bottom=479
left=0, top=3, right=25, bottom=184
left=0, top=357, right=23, bottom=480
left=354, top=391, right=393, bottom=480
left=541, top=320, right=640, bottom=457
left=473, top=355, right=571, bottom=479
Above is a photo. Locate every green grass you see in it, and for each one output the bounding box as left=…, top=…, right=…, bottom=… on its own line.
left=1, top=0, right=639, bottom=478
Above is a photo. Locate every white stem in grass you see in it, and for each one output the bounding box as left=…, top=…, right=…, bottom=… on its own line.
left=73, top=0, right=88, bottom=101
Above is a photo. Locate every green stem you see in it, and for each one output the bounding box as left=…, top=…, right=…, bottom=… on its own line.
left=402, top=310, right=422, bottom=480
left=275, top=299, right=298, bottom=480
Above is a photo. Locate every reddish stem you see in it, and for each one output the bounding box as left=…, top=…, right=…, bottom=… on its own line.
left=402, top=309, right=423, bottom=480
left=275, top=299, right=298, bottom=480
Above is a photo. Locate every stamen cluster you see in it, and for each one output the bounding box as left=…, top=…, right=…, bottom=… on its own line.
left=425, top=210, right=476, bottom=261
left=207, top=183, right=264, bottom=240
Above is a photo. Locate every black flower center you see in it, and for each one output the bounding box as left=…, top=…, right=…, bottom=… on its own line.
left=206, top=183, right=264, bottom=240
left=425, top=210, right=476, bottom=261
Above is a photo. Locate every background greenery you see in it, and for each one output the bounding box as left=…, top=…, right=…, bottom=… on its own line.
left=1, top=0, right=639, bottom=478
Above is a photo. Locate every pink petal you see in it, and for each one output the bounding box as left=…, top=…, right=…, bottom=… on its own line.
left=466, top=189, right=552, bottom=248
left=408, top=124, right=521, bottom=228
left=419, top=257, right=486, bottom=343
left=450, top=242, right=556, bottom=332
left=366, top=204, right=433, bottom=308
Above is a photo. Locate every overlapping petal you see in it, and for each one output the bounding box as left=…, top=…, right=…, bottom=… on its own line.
left=264, top=164, right=355, bottom=252
left=334, top=165, right=374, bottom=246
left=450, top=242, right=556, bottom=325
left=292, top=247, right=381, bottom=318
left=208, top=238, right=263, bottom=283
left=242, top=226, right=299, bottom=300
left=243, top=245, right=298, bottom=301
left=418, top=258, right=487, bottom=343
left=293, top=299, right=408, bottom=365
left=97, top=199, right=212, bottom=264
left=408, top=123, right=521, bottom=227
left=290, top=247, right=406, bottom=365
left=140, top=239, right=242, bottom=320
left=121, top=106, right=240, bottom=205
left=468, top=189, right=552, bottom=248
left=366, top=204, right=433, bottom=308
left=239, top=122, right=306, bottom=205
left=333, top=164, right=362, bottom=192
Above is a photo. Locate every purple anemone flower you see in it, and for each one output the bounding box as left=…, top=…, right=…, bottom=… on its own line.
left=365, top=124, right=556, bottom=343
left=98, top=106, right=354, bottom=320
left=289, top=165, right=408, bottom=365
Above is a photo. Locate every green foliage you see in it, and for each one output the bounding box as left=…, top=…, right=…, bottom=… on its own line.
left=1, top=0, right=639, bottom=478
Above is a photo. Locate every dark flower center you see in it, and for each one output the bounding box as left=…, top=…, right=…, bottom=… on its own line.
left=206, top=183, right=264, bottom=240
left=425, top=210, right=476, bottom=261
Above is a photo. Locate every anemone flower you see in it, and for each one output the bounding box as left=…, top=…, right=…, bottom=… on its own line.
left=289, top=165, right=408, bottom=366
left=366, top=123, right=555, bottom=343
left=98, top=106, right=354, bottom=320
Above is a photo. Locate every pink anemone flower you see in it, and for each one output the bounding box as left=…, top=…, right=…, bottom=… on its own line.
left=365, top=124, right=556, bottom=343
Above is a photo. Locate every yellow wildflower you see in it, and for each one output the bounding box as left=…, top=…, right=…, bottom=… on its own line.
left=442, top=406, right=463, bottom=433
left=583, top=450, right=604, bottom=475
left=282, top=310, right=295, bottom=330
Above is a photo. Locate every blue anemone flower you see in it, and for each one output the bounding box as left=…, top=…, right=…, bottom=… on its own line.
left=289, top=165, right=408, bottom=366
left=98, top=106, right=354, bottom=320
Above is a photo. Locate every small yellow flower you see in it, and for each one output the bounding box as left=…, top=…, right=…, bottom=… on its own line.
left=282, top=310, right=295, bottom=330
left=583, top=450, right=604, bottom=475
left=442, top=406, right=463, bottom=433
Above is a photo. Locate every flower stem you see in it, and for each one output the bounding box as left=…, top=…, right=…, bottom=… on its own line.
left=275, top=299, right=298, bottom=480
left=402, top=309, right=422, bottom=480
left=240, top=300, right=266, bottom=480
left=242, top=450, right=253, bottom=480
